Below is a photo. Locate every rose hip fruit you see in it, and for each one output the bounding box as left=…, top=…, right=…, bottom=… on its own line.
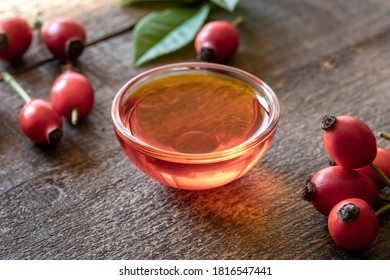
left=20, top=99, right=63, bottom=144
left=328, top=198, right=378, bottom=250
left=41, top=18, right=86, bottom=62
left=355, top=148, right=390, bottom=188
left=51, top=70, right=94, bottom=125
left=321, top=115, right=377, bottom=169
left=195, top=20, right=239, bottom=63
left=2, top=72, right=62, bottom=144
left=0, top=17, right=33, bottom=62
left=302, top=166, right=378, bottom=216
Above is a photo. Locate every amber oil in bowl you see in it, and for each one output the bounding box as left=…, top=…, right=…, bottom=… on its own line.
left=111, top=62, right=280, bottom=190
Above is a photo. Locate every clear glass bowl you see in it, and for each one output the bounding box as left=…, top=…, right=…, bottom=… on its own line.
left=111, top=62, right=280, bottom=190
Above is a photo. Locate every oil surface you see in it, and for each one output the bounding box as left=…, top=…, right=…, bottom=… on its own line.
left=122, top=73, right=268, bottom=154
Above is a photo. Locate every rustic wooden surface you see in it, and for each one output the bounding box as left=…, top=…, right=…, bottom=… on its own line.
left=1, top=0, right=390, bottom=260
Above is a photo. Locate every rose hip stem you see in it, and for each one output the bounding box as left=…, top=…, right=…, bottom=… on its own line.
left=72, top=109, right=78, bottom=125
left=1, top=72, right=31, bottom=103
left=375, top=203, right=390, bottom=216
left=379, top=131, right=390, bottom=141
left=33, top=12, right=44, bottom=30
left=370, top=162, right=390, bottom=186
left=232, top=16, right=244, bottom=27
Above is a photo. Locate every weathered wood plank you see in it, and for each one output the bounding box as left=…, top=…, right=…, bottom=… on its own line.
left=235, top=0, right=390, bottom=81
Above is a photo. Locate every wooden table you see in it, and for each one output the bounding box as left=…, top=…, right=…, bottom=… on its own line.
left=1, top=0, right=390, bottom=260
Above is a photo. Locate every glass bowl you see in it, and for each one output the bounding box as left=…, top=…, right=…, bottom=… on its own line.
left=111, top=62, right=280, bottom=190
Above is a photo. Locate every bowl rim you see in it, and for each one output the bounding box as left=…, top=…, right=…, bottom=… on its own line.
left=111, top=62, right=280, bottom=163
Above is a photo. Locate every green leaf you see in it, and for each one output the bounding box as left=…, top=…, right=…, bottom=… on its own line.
left=133, top=5, right=210, bottom=66
left=209, top=0, right=239, bottom=11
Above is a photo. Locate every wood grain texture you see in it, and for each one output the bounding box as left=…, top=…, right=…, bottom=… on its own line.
left=1, top=0, right=390, bottom=260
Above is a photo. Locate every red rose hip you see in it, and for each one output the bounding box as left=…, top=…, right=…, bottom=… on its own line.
left=2, top=72, right=62, bottom=145
left=51, top=71, right=94, bottom=125
left=41, top=17, right=86, bottom=62
left=20, top=99, right=63, bottom=144
left=328, top=198, right=379, bottom=250
left=195, top=20, right=239, bottom=63
left=0, top=17, right=33, bottom=62
left=321, top=115, right=377, bottom=168
left=302, top=165, right=378, bottom=216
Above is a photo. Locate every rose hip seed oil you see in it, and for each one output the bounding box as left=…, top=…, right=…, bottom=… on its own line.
left=121, top=73, right=269, bottom=154
left=117, top=72, right=275, bottom=190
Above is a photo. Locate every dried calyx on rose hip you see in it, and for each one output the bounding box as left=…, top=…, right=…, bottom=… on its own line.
left=321, top=115, right=377, bottom=169
left=1, top=72, right=62, bottom=145
left=41, top=17, right=86, bottom=63
left=195, top=18, right=242, bottom=63
left=328, top=198, right=379, bottom=250
left=302, top=166, right=378, bottom=216
left=0, top=17, right=32, bottom=62
left=51, top=70, right=94, bottom=125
